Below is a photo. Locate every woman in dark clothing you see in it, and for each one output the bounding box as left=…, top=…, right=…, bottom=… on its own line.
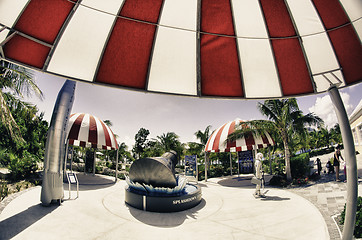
left=334, top=146, right=344, bottom=181
left=315, top=158, right=322, bottom=175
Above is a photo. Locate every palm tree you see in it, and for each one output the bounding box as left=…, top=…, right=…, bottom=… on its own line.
left=0, top=61, right=43, bottom=141
left=156, top=132, right=182, bottom=153
left=228, top=98, right=323, bottom=181
left=194, top=125, right=212, bottom=146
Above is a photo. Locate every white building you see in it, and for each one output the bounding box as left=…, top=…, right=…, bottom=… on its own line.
left=350, top=99, right=362, bottom=154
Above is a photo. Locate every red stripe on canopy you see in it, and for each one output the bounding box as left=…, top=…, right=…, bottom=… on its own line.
left=312, top=0, right=362, bottom=85
left=88, top=115, right=98, bottom=144
left=205, top=119, right=274, bottom=152
left=13, top=0, right=76, bottom=44
left=3, top=0, right=75, bottom=69
left=212, top=124, right=226, bottom=152
left=260, top=0, right=314, bottom=96
left=68, top=113, right=84, bottom=141
left=3, top=35, right=50, bottom=69
left=99, top=119, right=112, bottom=148
left=96, top=0, right=164, bottom=89
left=67, top=113, right=118, bottom=150
left=200, top=0, right=243, bottom=97
left=226, top=120, right=236, bottom=149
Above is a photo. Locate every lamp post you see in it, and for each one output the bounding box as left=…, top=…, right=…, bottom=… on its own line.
left=328, top=85, right=357, bottom=240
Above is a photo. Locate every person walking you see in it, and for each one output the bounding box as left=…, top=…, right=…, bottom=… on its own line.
left=253, top=153, right=265, bottom=198
left=315, top=158, right=322, bottom=175
left=334, top=145, right=344, bottom=181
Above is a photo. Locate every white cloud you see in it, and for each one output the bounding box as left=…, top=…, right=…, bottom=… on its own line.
left=308, top=92, right=353, bottom=129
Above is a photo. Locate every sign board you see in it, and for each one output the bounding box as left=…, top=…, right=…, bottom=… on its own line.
left=67, top=172, right=77, bottom=184
left=238, top=150, right=254, bottom=174
left=185, top=155, right=197, bottom=180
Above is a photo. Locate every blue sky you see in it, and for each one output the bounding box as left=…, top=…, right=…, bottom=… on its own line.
left=24, top=72, right=362, bottom=149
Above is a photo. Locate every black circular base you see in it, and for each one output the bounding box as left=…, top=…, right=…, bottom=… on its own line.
left=125, top=184, right=202, bottom=212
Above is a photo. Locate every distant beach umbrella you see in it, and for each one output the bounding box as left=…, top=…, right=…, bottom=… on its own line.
left=66, top=113, right=118, bottom=150
left=204, top=119, right=274, bottom=153
left=1, top=1, right=360, bottom=98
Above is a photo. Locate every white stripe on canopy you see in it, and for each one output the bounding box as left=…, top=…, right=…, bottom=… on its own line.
left=232, top=0, right=281, bottom=98
left=47, top=0, right=123, bottom=81
left=147, top=0, right=197, bottom=95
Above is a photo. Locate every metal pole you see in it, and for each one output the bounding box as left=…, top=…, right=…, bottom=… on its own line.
left=268, top=147, right=272, bottom=175
left=230, top=152, right=233, bottom=176
left=205, top=152, right=208, bottom=182
left=237, top=153, right=240, bottom=177
left=115, top=145, right=119, bottom=182
left=328, top=85, right=357, bottom=240
left=70, top=145, right=74, bottom=172
left=93, top=149, right=96, bottom=176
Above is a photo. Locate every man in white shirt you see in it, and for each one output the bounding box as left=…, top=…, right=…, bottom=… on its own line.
left=253, top=152, right=265, bottom=198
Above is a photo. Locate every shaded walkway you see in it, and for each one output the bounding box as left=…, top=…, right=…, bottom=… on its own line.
left=0, top=177, right=328, bottom=240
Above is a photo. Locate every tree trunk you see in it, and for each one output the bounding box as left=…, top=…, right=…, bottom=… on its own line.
left=281, top=132, right=292, bottom=181
left=284, top=142, right=292, bottom=181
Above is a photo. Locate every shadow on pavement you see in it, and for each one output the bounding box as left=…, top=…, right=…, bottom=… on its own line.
left=65, top=173, right=116, bottom=191
left=127, top=199, right=206, bottom=227
left=260, top=195, right=291, bottom=201
left=217, top=176, right=255, bottom=189
left=0, top=203, right=58, bottom=240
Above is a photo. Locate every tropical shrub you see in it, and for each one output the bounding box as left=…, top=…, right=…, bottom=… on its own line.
left=0, top=179, right=8, bottom=200
left=340, top=196, right=362, bottom=238
left=309, top=147, right=335, bottom=157
left=292, top=177, right=308, bottom=185
left=8, top=151, right=38, bottom=180
left=269, top=175, right=288, bottom=187
left=290, top=153, right=310, bottom=178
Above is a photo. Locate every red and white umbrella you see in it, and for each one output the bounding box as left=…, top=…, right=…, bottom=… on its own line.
left=66, top=113, right=118, bottom=150
left=204, top=119, right=274, bottom=153
left=1, top=1, right=361, bottom=99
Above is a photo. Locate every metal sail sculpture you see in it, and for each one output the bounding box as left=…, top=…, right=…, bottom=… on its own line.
left=41, top=80, right=76, bottom=206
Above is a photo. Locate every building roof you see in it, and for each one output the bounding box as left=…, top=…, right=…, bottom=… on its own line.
left=350, top=99, right=362, bottom=123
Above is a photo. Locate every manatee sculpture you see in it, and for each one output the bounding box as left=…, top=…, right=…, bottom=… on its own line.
left=129, top=151, right=178, bottom=188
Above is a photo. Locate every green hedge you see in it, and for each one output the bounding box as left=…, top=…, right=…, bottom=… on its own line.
left=340, top=196, right=362, bottom=238
left=309, top=146, right=336, bottom=157
left=290, top=153, right=310, bottom=178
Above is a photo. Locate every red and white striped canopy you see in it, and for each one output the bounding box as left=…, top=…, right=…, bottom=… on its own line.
left=1, top=0, right=361, bottom=99
left=205, top=119, right=274, bottom=153
left=66, top=113, right=118, bottom=150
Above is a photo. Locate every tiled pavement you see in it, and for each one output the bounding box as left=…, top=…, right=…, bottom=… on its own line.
left=1, top=151, right=360, bottom=239
left=287, top=174, right=350, bottom=240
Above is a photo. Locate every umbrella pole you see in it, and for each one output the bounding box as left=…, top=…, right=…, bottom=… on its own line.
left=229, top=152, right=233, bottom=176
left=268, top=147, right=272, bottom=175
left=83, top=147, right=86, bottom=174
left=329, top=85, right=357, bottom=240
left=205, top=152, right=208, bottom=182
left=237, top=153, right=240, bottom=177
left=115, top=146, right=119, bottom=182
left=93, top=149, right=96, bottom=176
left=70, top=146, right=74, bottom=172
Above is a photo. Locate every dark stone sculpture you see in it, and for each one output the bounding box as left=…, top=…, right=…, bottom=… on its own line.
left=129, top=151, right=178, bottom=188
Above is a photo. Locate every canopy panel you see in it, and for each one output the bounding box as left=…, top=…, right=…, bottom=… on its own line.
left=66, top=113, right=118, bottom=150
left=204, top=119, right=275, bottom=152
left=0, top=0, right=361, bottom=99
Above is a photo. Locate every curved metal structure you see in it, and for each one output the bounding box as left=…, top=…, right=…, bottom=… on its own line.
left=41, top=80, right=76, bottom=205
left=1, top=1, right=360, bottom=237
left=0, top=0, right=361, bottom=99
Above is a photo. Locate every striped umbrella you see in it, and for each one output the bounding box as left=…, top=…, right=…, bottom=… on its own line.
left=66, top=113, right=118, bottom=150
left=1, top=1, right=361, bottom=99
left=204, top=119, right=274, bottom=153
